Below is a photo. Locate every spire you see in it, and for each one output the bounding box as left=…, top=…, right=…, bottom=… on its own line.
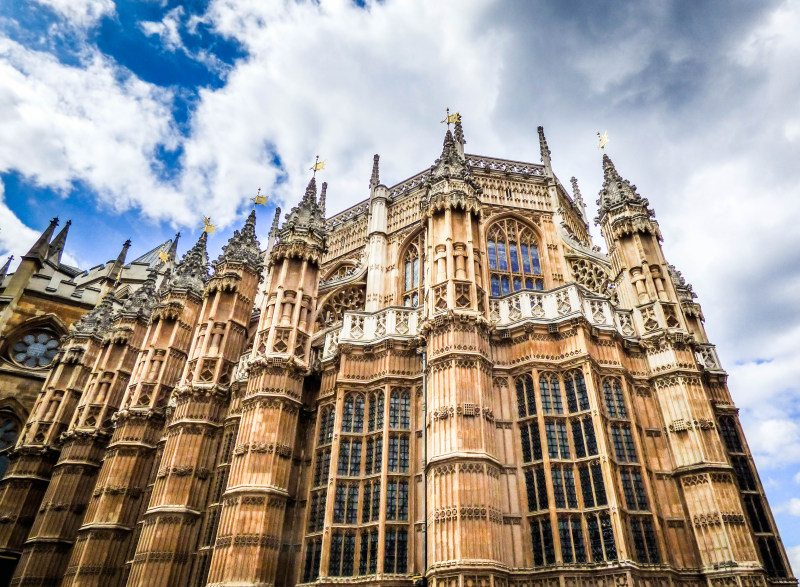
left=215, top=209, right=262, bottom=269
left=370, top=154, right=380, bottom=189
left=72, top=292, right=117, bottom=336
left=570, top=177, right=587, bottom=223
left=107, top=239, right=131, bottom=284
left=303, top=176, right=317, bottom=205
left=0, top=255, right=13, bottom=278
left=25, top=217, right=59, bottom=262
left=318, top=182, right=327, bottom=217
left=168, top=231, right=209, bottom=295
left=47, top=220, right=71, bottom=264
left=269, top=207, right=282, bottom=237
left=538, top=126, right=552, bottom=174
left=453, top=115, right=466, bottom=158
left=122, top=268, right=159, bottom=319
left=167, top=232, right=181, bottom=262
left=596, top=153, right=645, bottom=217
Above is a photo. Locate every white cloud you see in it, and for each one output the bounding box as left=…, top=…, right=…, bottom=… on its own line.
left=32, top=0, right=115, bottom=28
left=0, top=38, right=198, bottom=225
left=789, top=545, right=800, bottom=576
left=0, top=180, right=39, bottom=264
left=141, top=7, right=186, bottom=53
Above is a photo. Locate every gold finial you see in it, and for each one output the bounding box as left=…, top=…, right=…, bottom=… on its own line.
left=441, top=107, right=460, bottom=127
left=157, top=245, right=169, bottom=264
left=201, top=216, right=216, bottom=234
left=310, top=155, right=326, bottom=177
left=251, top=187, right=268, bottom=207
left=597, top=131, right=609, bottom=150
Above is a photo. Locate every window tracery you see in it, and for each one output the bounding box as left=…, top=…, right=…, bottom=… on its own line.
left=9, top=329, right=60, bottom=368
left=401, top=234, right=424, bottom=307
left=316, top=284, right=365, bottom=330
left=569, top=258, right=609, bottom=295
left=486, top=218, right=543, bottom=296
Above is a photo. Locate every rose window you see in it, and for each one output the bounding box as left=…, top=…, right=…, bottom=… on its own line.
left=11, top=331, right=59, bottom=368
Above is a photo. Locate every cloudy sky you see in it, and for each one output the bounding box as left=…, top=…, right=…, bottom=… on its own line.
left=1, top=0, right=799, bottom=571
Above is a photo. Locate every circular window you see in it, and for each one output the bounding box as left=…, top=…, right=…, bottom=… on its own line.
left=10, top=331, right=60, bottom=368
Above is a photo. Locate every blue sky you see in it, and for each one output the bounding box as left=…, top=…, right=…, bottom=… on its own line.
left=1, top=0, right=800, bottom=570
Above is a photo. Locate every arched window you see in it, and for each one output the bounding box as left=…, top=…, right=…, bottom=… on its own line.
left=389, top=388, right=410, bottom=429
left=515, top=374, right=536, bottom=418
left=487, top=218, right=543, bottom=296
left=539, top=373, right=563, bottom=414
left=564, top=370, right=590, bottom=413
left=318, top=405, right=336, bottom=444
left=0, top=415, right=20, bottom=478
left=402, top=234, right=424, bottom=307
left=367, top=391, right=384, bottom=432
left=341, top=394, right=365, bottom=433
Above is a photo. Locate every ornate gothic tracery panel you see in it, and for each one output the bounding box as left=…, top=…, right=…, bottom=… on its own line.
left=486, top=218, right=543, bottom=295
left=569, top=257, right=610, bottom=295
left=316, top=284, right=366, bottom=330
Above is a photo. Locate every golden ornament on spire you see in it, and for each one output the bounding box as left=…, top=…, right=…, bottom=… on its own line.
left=251, top=187, right=268, bottom=206
left=157, top=248, right=169, bottom=264
left=597, top=130, right=609, bottom=150
left=310, top=155, right=326, bottom=176
left=441, top=107, right=460, bottom=126
left=201, top=216, right=216, bottom=234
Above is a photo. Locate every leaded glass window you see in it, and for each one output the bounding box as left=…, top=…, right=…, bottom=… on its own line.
left=530, top=517, right=555, bottom=567
left=572, top=417, right=597, bottom=458
left=552, top=466, right=578, bottom=508
left=386, top=479, right=409, bottom=521
left=620, top=469, right=648, bottom=511
left=359, top=530, right=379, bottom=575
left=744, top=494, right=769, bottom=532
left=341, top=394, right=365, bottom=433
left=313, top=448, right=331, bottom=487
left=333, top=483, right=359, bottom=524
left=586, top=512, right=617, bottom=562
left=718, top=416, right=744, bottom=453
left=630, top=517, right=659, bottom=564
left=732, top=456, right=756, bottom=491
left=365, top=437, right=382, bottom=475
left=389, top=388, right=410, bottom=429
left=758, top=536, right=788, bottom=577
left=520, top=421, right=543, bottom=462
left=388, top=435, right=409, bottom=472
left=516, top=374, right=536, bottom=418
left=487, top=218, right=543, bottom=295
left=610, top=424, right=637, bottom=463
left=319, top=405, right=335, bottom=444
left=307, top=490, right=326, bottom=532
left=384, top=528, right=408, bottom=573
left=329, top=532, right=356, bottom=576
left=559, top=516, right=586, bottom=564
left=338, top=439, right=362, bottom=476
left=546, top=420, right=570, bottom=460
left=540, top=374, right=563, bottom=414
left=579, top=463, right=607, bottom=508
left=524, top=467, right=548, bottom=511
left=368, top=391, right=384, bottom=432
left=402, top=235, right=424, bottom=307
left=603, top=379, right=627, bottom=419
left=564, top=370, right=590, bottom=413
left=303, top=538, right=322, bottom=582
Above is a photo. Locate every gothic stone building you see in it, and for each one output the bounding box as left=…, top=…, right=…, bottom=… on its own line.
left=0, top=120, right=794, bottom=587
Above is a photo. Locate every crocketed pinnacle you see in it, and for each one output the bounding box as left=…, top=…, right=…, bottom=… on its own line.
left=571, top=176, right=587, bottom=221
left=318, top=182, right=327, bottom=217
left=303, top=176, right=317, bottom=205
left=269, top=207, right=282, bottom=237
left=25, top=217, right=59, bottom=261
left=215, top=209, right=262, bottom=269
left=370, top=154, right=380, bottom=189
left=168, top=231, right=209, bottom=294
left=47, top=220, right=71, bottom=264
left=0, top=255, right=13, bottom=278
left=538, top=126, right=551, bottom=169
left=596, top=153, right=644, bottom=216
left=278, top=177, right=327, bottom=240
left=167, top=232, right=181, bottom=262
left=454, top=116, right=466, bottom=146
left=72, top=292, right=117, bottom=336
left=122, top=268, right=159, bottom=319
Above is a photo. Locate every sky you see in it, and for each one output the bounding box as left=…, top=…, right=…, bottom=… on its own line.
left=1, top=0, right=799, bottom=571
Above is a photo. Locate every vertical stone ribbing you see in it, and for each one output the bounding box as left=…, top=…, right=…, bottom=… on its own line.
left=12, top=299, right=151, bottom=586
left=207, top=180, right=326, bottom=586
left=128, top=214, right=261, bottom=587
left=64, top=286, right=204, bottom=586
left=0, top=328, right=105, bottom=566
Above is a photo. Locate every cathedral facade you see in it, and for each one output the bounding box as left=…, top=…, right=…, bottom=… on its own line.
left=0, top=119, right=794, bottom=587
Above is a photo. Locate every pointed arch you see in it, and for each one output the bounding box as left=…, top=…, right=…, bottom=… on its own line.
left=396, top=228, right=425, bottom=308
left=484, top=215, right=545, bottom=295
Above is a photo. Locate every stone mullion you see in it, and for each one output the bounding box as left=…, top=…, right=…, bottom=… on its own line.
left=0, top=335, right=100, bottom=562
left=67, top=294, right=201, bottom=586
left=582, top=366, right=627, bottom=562
left=13, top=318, right=148, bottom=586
